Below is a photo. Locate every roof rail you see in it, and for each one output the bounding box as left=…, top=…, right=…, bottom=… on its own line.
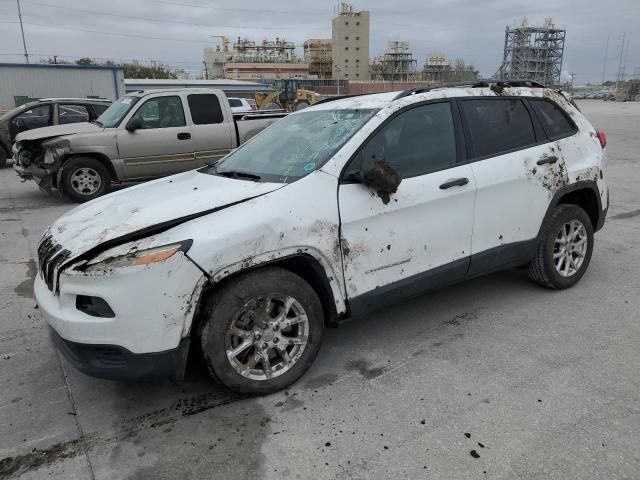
left=393, top=78, right=546, bottom=101
left=312, top=92, right=382, bottom=106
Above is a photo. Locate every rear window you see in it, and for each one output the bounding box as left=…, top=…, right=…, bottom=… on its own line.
left=188, top=94, right=223, bottom=125
left=529, top=99, right=577, bottom=140
left=461, top=99, right=536, bottom=159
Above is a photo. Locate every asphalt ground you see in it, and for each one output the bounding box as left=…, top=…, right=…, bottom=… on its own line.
left=0, top=100, right=639, bottom=479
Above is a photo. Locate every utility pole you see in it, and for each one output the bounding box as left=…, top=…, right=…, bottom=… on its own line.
left=601, top=35, right=609, bottom=86
left=615, top=33, right=626, bottom=89
left=569, top=72, right=576, bottom=93
left=16, top=0, right=29, bottom=63
left=202, top=61, right=209, bottom=80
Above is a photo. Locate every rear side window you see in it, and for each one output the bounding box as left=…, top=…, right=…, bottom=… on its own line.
left=188, top=94, right=223, bottom=125
left=461, top=99, right=536, bottom=158
left=58, top=104, right=90, bottom=124
left=529, top=99, right=576, bottom=140
left=228, top=99, right=242, bottom=107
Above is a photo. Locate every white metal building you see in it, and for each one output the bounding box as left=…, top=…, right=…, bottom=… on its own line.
left=0, top=63, right=125, bottom=110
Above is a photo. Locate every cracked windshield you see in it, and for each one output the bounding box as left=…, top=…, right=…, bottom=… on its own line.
left=206, top=108, right=378, bottom=182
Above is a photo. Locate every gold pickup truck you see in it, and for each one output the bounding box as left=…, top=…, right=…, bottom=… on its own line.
left=13, top=89, right=286, bottom=202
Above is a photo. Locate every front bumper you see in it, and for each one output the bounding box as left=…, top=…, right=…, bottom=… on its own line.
left=35, top=251, right=205, bottom=355
left=51, top=328, right=190, bottom=381
left=13, top=162, right=33, bottom=180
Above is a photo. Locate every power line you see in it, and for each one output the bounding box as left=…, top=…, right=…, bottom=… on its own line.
left=1, top=20, right=219, bottom=43
left=20, top=0, right=324, bottom=31
left=138, top=0, right=293, bottom=15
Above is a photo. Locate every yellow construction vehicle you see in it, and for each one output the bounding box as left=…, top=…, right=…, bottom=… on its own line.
left=255, top=80, right=318, bottom=111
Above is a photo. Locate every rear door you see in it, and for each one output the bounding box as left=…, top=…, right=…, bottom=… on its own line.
left=186, top=93, right=235, bottom=166
left=338, top=101, right=476, bottom=310
left=117, top=94, right=194, bottom=180
left=459, top=97, right=555, bottom=273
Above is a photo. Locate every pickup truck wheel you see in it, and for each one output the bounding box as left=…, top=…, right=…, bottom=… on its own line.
left=529, top=204, right=594, bottom=289
left=61, top=157, right=110, bottom=203
left=199, top=267, right=323, bottom=394
left=0, top=147, right=7, bottom=168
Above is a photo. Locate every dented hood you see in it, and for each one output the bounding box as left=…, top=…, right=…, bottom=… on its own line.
left=15, top=122, right=102, bottom=143
left=48, top=170, right=284, bottom=258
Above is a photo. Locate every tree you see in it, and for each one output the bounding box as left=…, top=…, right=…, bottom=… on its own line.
left=75, top=57, right=96, bottom=66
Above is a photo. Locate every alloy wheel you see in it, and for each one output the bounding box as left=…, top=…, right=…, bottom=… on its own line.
left=225, top=294, right=309, bottom=381
left=553, top=219, right=588, bottom=277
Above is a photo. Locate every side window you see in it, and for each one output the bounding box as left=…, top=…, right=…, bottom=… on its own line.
left=358, top=102, right=457, bottom=178
left=131, top=96, right=185, bottom=129
left=461, top=99, right=536, bottom=158
left=13, top=105, right=52, bottom=130
left=92, top=104, right=109, bottom=116
left=188, top=94, right=223, bottom=125
left=58, top=104, right=90, bottom=125
left=529, top=99, right=576, bottom=140
left=228, top=98, right=242, bottom=107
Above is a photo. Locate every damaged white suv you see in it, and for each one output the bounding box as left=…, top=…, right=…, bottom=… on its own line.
left=36, top=80, right=608, bottom=394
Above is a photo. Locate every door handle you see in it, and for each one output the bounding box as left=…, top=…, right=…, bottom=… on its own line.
left=439, top=177, right=469, bottom=189
left=537, top=155, right=558, bottom=165
left=177, top=132, right=191, bottom=140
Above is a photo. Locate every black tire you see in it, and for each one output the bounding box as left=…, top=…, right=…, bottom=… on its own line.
left=0, top=147, right=7, bottom=168
left=61, top=156, right=111, bottom=203
left=528, top=204, right=594, bottom=289
left=199, top=267, right=324, bottom=394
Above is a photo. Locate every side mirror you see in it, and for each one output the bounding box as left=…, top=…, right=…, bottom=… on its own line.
left=362, top=160, right=402, bottom=205
left=125, top=117, right=143, bottom=132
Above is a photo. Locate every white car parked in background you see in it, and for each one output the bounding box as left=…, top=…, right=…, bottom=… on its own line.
left=228, top=97, right=253, bottom=113
left=35, top=80, right=608, bottom=394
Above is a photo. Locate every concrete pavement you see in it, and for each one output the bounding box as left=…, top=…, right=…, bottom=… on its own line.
left=0, top=100, right=639, bottom=479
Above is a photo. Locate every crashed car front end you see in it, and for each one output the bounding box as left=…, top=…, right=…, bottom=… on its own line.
left=13, top=137, right=70, bottom=191
left=35, top=228, right=206, bottom=380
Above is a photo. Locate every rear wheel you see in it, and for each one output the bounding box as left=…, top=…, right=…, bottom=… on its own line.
left=61, top=156, right=110, bottom=203
left=199, top=267, right=323, bottom=394
left=528, top=204, right=594, bottom=289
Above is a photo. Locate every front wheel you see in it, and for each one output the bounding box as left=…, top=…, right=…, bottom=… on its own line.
left=61, top=156, right=111, bottom=203
left=199, top=267, right=324, bottom=394
left=528, top=204, right=594, bottom=289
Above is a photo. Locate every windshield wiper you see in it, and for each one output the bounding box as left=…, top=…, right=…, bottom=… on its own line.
left=217, top=170, right=262, bottom=181
left=92, top=120, right=104, bottom=127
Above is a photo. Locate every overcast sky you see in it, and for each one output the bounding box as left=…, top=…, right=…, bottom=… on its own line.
left=1, top=0, right=639, bottom=83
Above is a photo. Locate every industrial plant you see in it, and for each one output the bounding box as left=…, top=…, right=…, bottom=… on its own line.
left=497, top=17, right=566, bottom=85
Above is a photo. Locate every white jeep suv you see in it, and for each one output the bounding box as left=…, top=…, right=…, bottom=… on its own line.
left=35, top=80, right=608, bottom=394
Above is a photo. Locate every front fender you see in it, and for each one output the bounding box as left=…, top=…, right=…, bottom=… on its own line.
left=208, top=246, right=347, bottom=315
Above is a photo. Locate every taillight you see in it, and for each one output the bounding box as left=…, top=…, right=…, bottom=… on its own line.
left=597, top=131, right=607, bottom=148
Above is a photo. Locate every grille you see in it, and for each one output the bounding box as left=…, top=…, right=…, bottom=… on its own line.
left=37, top=234, right=72, bottom=293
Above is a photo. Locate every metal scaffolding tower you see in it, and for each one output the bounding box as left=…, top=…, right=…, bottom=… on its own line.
left=497, top=18, right=566, bottom=86
left=370, top=40, right=417, bottom=81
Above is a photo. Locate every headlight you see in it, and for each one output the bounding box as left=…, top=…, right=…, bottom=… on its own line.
left=42, top=140, right=71, bottom=162
left=85, top=240, right=193, bottom=271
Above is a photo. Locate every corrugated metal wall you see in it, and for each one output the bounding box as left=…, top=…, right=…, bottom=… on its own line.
left=0, top=64, right=125, bottom=109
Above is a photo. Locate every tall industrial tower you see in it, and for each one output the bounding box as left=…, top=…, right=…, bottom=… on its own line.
left=332, top=2, right=370, bottom=81
left=497, top=18, right=566, bottom=86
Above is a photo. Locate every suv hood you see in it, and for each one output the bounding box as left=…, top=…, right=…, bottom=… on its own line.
left=15, top=122, right=102, bottom=143
left=47, top=170, right=284, bottom=259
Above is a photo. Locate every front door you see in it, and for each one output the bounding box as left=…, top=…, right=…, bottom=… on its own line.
left=117, top=95, right=194, bottom=181
left=338, top=101, right=476, bottom=313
